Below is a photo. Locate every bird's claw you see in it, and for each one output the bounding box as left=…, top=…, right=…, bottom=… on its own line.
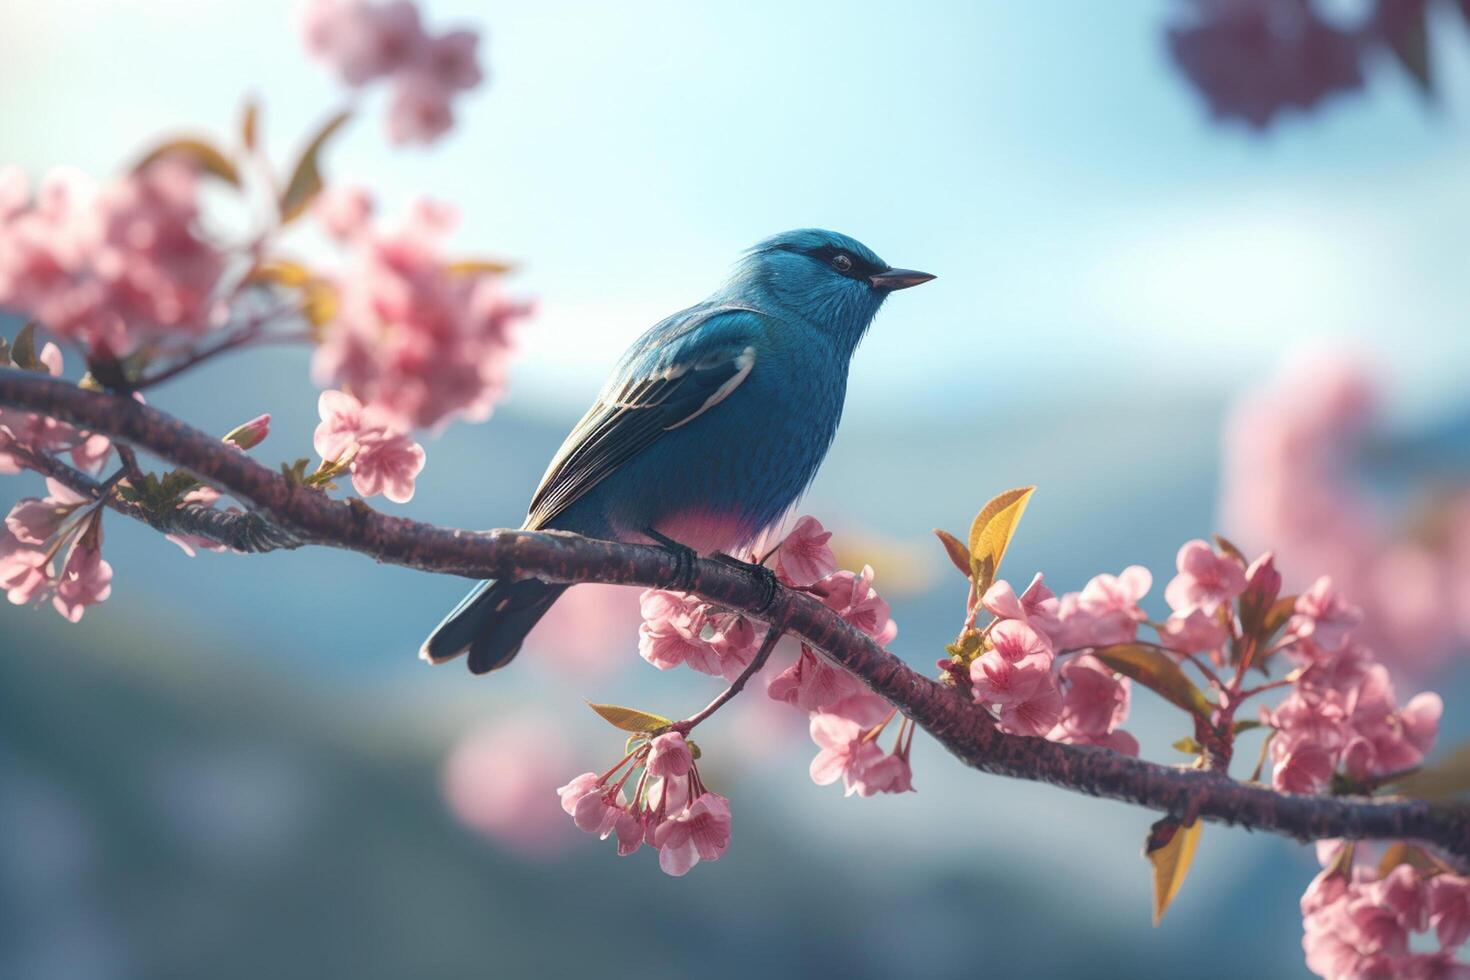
left=713, top=552, right=780, bottom=614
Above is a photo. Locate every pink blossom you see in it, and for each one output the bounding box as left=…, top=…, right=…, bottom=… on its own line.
left=774, top=515, right=836, bottom=587
left=311, top=206, right=532, bottom=431
left=417, top=28, right=482, bottom=90
left=555, top=771, right=602, bottom=817
left=969, top=649, right=1052, bottom=710
left=1164, top=538, right=1247, bottom=613
left=386, top=72, right=455, bottom=145
left=969, top=622, right=1062, bottom=736
left=1158, top=607, right=1228, bottom=654
left=652, top=792, right=731, bottom=876
left=767, top=644, right=862, bottom=712
left=0, top=161, right=221, bottom=355
left=1077, top=565, right=1152, bottom=645
left=349, top=432, right=425, bottom=503
left=299, top=0, right=425, bottom=85
left=855, top=751, right=914, bottom=795
left=1429, top=875, right=1470, bottom=948
left=50, top=544, right=112, bottom=622
left=646, top=732, right=693, bottom=779
left=0, top=343, right=110, bottom=474
left=313, top=185, right=376, bottom=241
left=1292, top=576, right=1364, bottom=654
left=1039, top=591, right=1099, bottom=650
left=808, top=712, right=885, bottom=795
left=812, top=565, right=897, bottom=646
left=0, top=535, right=51, bottom=605
left=1272, top=736, right=1337, bottom=795
left=989, top=618, right=1054, bottom=663
left=996, top=679, right=1063, bottom=737
left=1051, top=654, right=1130, bottom=740
left=313, top=389, right=427, bottom=503
left=5, top=478, right=85, bottom=545
left=981, top=579, right=1026, bottom=621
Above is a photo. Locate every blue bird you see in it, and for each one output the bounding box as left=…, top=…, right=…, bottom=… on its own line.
left=421, top=229, right=934, bottom=674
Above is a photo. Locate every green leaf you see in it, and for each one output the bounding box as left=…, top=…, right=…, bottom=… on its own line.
left=586, top=702, right=673, bottom=734
left=133, top=137, right=241, bottom=186
left=967, top=486, right=1035, bottom=596
left=281, top=458, right=312, bottom=487
left=11, top=322, right=38, bottom=370
left=1092, top=643, right=1215, bottom=719
left=1259, top=594, right=1298, bottom=643
left=1172, top=736, right=1202, bottom=755
left=933, top=528, right=971, bottom=576
left=1233, top=719, right=1263, bottom=735
left=279, top=109, right=353, bottom=223
left=1146, top=817, right=1201, bottom=926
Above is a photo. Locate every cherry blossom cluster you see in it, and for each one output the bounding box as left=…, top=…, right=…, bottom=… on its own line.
left=1267, top=576, right=1442, bottom=796
left=1303, top=840, right=1470, bottom=980
left=0, top=160, right=224, bottom=358
left=958, top=572, right=1138, bottom=750
left=1225, top=353, right=1470, bottom=669
left=299, top=0, right=483, bottom=144
left=309, top=188, right=533, bottom=433
left=558, top=731, right=731, bottom=876
left=639, top=517, right=915, bottom=801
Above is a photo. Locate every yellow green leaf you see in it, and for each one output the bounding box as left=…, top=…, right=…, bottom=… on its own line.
left=933, top=529, right=971, bottom=577
left=1092, top=643, right=1214, bottom=719
left=1146, top=817, right=1201, bottom=925
left=447, top=259, right=516, bottom=277
left=586, top=701, right=673, bottom=734
left=966, top=486, right=1035, bottom=595
left=279, top=109, right=353, bottom=223
left=133, top=137, right=241, bottom=186
left=246, top=258, right=312, bottom=288
left=241, top=96, right=261, bottom=152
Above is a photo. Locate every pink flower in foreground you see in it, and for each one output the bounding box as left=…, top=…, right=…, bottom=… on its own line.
left=775, top=515, right=836, bottom=587
left=313, top=389, right=426, bottom=503
left=1, top=342, right=111, bottom=475
left=1429, top=875, right=1470, bottom=948
left=1164, top=539, right=1247, bottom=613
left=646, top=732, right=693, bottom=779
left=1077, top=565, right=1152, bottom=645
left=0, top=536, right=51, bottom=605
left=1158, top=607, right=1228, bottom=655
left=813, top=565, right=897, bottom=646
left=808, top=712, right=884, bottom=795
left=767, top=644, right=863, bottom=712
left=652, top=792, right=731, bottom=877
left=1051, top=654, right=1130, bottom=741
left=51, top=543, right=111, bottom=623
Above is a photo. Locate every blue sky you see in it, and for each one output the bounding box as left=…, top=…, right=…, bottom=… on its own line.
left=4, top=0, right=1470, bottom=428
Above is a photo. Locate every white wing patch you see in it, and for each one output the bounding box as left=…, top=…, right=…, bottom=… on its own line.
left=664, top=347, right=755, bottom=431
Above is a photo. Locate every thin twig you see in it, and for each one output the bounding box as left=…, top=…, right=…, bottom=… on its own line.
left=672, top=626, right=783, bottom=735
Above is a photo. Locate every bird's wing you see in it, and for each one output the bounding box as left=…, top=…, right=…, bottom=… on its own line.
left=525, top=307, right=767, bottom=531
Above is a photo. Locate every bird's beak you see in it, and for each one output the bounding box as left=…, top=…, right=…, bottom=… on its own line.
left=868, top=268, right=936, bottom=291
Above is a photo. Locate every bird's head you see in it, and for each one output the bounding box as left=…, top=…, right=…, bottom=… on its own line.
left=726, top=229, right=934, bottom=349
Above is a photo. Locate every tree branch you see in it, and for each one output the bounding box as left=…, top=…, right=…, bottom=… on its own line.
left=3, top=367, right=1469, bottom=860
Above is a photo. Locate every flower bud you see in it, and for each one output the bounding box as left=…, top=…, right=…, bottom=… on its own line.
left=223, top=413, right=271, bottom=450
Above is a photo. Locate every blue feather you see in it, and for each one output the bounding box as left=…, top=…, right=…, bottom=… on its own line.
left=421, top=229, right=933, bottom=673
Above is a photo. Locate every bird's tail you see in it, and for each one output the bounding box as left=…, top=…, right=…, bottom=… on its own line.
left=419, top=578, right=570, bottom=675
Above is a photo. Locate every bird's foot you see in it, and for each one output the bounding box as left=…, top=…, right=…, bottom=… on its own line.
left=645, top=528, right=699, bottom=591
left=711, top=551, right=780, bottom=614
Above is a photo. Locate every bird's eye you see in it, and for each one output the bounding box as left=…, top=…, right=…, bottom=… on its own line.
left=831, top=253, right=854, bottom=274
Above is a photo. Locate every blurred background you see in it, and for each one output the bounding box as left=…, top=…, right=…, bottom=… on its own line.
left=5, top=0, right=1470, bottom=976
